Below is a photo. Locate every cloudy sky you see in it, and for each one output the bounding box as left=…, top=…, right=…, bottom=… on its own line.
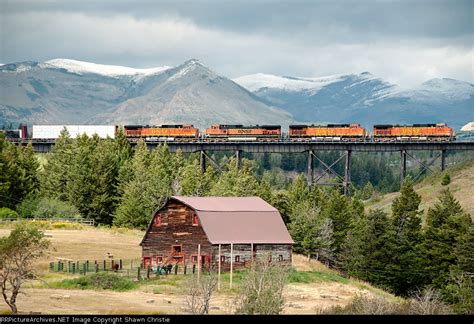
left=1, top=0, right=472, bottom=86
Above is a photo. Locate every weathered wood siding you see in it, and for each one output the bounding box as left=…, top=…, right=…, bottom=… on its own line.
left=141, top=201, right=212, bottom=267
left=210, top=244, right=292, bottom=270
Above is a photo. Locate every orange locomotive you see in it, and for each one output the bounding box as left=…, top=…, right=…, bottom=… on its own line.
left=205, top=124, right=281, bottom=138
left=289, top=124, right=367, bottom=139
left=124, top=124, right=199, bottom=138
left=373, top=123, right=454, bottom=141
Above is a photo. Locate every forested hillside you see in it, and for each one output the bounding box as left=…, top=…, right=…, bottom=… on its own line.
left=0, top=132, right=472, bottom=313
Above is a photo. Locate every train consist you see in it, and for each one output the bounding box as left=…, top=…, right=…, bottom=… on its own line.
left=3, top=123, right=455, bottom=142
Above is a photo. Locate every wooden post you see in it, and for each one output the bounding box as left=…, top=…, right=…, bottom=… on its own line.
left=119, top=259, right=123, bottom=270
left=250, top=243, right=254, bottom=261
left=230, top=243, right=233, bottom=289
left=218, top=244, right=221, bottom=291
left=103, top=260, right=106, bottom=271
left=86, top=260, right=89, bottom=272
left=197, top=244, right=201, bottom=281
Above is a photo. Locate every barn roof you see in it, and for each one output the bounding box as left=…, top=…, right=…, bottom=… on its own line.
left=142, top=196, right=293, bottom=245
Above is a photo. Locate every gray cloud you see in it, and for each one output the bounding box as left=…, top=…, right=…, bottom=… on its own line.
left=1, top=0, right=472, bottom=86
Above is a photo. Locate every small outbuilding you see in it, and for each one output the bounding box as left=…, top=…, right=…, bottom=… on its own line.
left=140, top=196, right=293, bottom=271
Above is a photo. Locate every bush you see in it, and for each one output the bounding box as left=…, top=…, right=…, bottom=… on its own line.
left=54, top=272, right=136, bottom=291
left=16, top=197, right=81, bottom=219
left=0, top=207, right=19, bottom=219
left=441, top=173, right=451, bottom=186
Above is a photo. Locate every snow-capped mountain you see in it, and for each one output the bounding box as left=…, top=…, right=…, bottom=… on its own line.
left=0, top=59, right=293, bottom=128
left=234, top=73, right=473, bottom=130
left=41, top=58, right=171, bottom=78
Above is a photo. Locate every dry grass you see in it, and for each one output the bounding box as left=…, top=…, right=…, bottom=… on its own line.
left=0, top=227, right=396, bottom=314
left=365, top=161, right=474, bottom=220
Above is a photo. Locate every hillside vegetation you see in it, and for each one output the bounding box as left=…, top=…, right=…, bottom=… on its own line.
left=366, top=160, right=474, bottom=219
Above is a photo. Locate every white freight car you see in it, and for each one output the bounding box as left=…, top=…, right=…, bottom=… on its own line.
left=32, top=125, right=116, bottom=139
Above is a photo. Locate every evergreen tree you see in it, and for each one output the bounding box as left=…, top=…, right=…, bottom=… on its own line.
left=443, top=225, right=474, bottom=314
left=424, top=189, right=472, bottom=289
left=287, top=174, right=309, bottom=211
left=320, top=189, right=352, bottom=257
left=210, top=158, right=258, bottom=196
left=257, top=171, right=274, bottom=204
left=114, top=140, right=150, bottom=228
left=41, top=128, right=73, bottom=201
left=387, top=177, right=426, bottom=295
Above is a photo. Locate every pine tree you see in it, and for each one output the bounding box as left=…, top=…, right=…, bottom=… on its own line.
left=114, top=139, right=150, bottom=228
left=257, top=171, right=274, bottom=204
left=424, top=189, right=472, bottom=289
left=41, top=128, right=73, bottom=201
left=287, top=174, right=310, bottom=212
left=387, top=176, right=426, bottom=295
left=320, top=189, right=352, bottom=257
left=443, top=225, right=474, bottom=314
left=313, top=217, right=335, bottom=266
left=210, top=158, right=258, bottom=196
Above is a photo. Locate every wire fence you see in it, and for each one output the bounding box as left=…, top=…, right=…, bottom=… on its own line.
left=0, top=218, right=95, bottom=226
left=49, top=258, right=204, bottom=280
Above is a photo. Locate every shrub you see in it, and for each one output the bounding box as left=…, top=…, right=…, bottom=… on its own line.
left=0, top=207, right=19, bottom=219
left=441, top=173, right=451, bottom=186
left=16, top=197, right=81, bottom=219
left=55, top=272, right=136, bottom=291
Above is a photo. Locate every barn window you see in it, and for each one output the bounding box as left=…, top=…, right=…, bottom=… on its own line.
left=156, top=256, right=163, bottom=263
left=191, top=255, right=198, bottom=263
left=143, top=257, right=152, bottom=268
left=278, top=255, right=283, bottom=262
left=235, top=255, right=240, bottom=263
left=220, top=256, right=225, bottom=263
left=192, top=214, right=199, bottom=226
left=154, top=214, right=162, bottom=227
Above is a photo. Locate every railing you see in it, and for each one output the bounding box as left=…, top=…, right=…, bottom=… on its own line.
left=0, top=218, right=95, bottom=226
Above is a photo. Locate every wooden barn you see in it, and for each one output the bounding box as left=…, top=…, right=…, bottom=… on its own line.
left=140, top=196, right=293, bottom=271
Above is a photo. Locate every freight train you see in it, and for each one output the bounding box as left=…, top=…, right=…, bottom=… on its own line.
left=3, top=123, right=456, bottom=142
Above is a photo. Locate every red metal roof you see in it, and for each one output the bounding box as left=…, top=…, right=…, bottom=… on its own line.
left=171, top=196, right=293, bottom=245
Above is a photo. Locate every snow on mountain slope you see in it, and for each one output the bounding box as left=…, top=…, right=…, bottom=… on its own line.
left=389, top=78, right=474, bottom=102
left=234, top=73, right=345, bottom=93
left=461, top=122, right=474, bottom=131
left=40, top=59, right=171, bottom=78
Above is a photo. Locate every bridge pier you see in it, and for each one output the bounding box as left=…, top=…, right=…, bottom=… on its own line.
left=400, top=150, right=407, bottom=184
left=307, top=150, right=313, bottom=185
left=343, top=150, right=352, bottom=196
left=236, top=150, right=242, bottom=169
left=441, top=149, right=446, bottom=171
left=200, top=150, right=206, bottom=173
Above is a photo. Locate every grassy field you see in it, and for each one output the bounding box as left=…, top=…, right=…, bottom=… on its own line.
left=0, top=224, right=394, bottom=314
left=365, top=159, right=474, bottom=220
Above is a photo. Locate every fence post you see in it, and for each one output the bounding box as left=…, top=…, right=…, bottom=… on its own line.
left=193, top=264, right=196, bottom=274
left=147, top=266, right=151, bottom=279
left=184, top=265, right=187, bottom=275
left=111, top=259, right=115, bottom=270
left=95, top=263, right=99, bottom=273
left=119, top=259, right=123, bottom=270
left=86, top=260, right=89, bottom=273
left=103, top=260, right=106, bottom=271
left=72, top=263, right=76, bottom=274
left=49, top=262, right=54, bottom=271
left=82, top=263, right=86, bottom=275
left=174, top=265, right=178, bottom=275
left=137, top=266, right=141, bottom=281
left=68, top=261, right=71, bottom=273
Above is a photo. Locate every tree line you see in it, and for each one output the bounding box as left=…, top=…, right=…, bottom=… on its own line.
left=0, top=130, right=472, bottom=313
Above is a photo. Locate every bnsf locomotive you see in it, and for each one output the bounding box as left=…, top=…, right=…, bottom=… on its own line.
left=124, top=124, right=199, bottom=139
left=205, top=124, right=281, bottom=140
left=373, top=123, right=454, bottom=141
left=289, top=124, right=367, bottom=140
